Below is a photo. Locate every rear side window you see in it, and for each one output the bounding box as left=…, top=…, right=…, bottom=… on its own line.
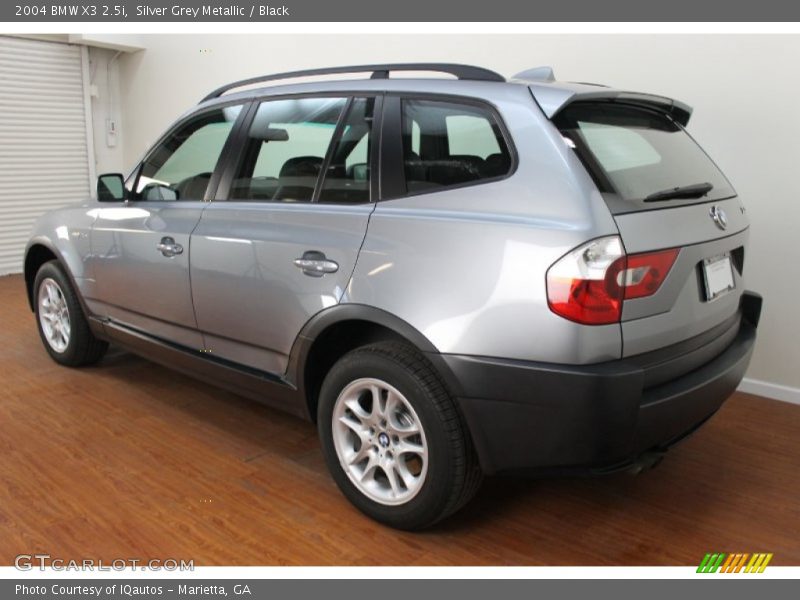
left=401, top=99, right=512, bottom=194
left=555, top=103, right=735, bottom=213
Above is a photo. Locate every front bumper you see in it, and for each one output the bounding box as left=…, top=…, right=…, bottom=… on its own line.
left=431, top=291, right=762, bottom=475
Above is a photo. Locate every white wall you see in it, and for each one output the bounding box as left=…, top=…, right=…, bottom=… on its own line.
left=87, top=46, right=125, bottom=176
left=114, top=34, right=800, bottom=393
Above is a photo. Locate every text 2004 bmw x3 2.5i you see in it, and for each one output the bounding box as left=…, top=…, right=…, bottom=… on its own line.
left=25, top=64, right=761, bottom=529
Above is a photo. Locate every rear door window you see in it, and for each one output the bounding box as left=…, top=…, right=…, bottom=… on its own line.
left=229, top=97, right=347, bottom=202
left=400, top=99, right=512, bottom=194
left=555, top=103, right=735, bottom=213
left=318, top=97, right=377, bottom=204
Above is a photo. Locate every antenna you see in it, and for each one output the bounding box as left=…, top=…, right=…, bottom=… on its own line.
left=512, top=66, right=556, bottom=82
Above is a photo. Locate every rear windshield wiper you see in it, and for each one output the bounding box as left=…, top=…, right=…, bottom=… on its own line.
left=644, top=182, right=714, bottom=202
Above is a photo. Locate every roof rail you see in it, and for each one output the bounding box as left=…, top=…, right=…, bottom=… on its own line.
left=200, top=63, right=505, bottom=102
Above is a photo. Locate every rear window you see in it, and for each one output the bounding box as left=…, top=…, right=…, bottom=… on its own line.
left=555, top=103, right=735, bottom=213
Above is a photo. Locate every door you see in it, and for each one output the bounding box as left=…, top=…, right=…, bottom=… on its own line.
left=190, top=96, right=380, bottom=374
left=90, top=103, right=245, bottom=348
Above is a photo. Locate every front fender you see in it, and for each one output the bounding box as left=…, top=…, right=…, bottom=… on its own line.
left=24, top=205, right=97, bottom=310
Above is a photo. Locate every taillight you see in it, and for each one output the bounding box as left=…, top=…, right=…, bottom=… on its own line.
left=546, top=236, right=626, bottom=325
left=617, top=248, right=679, bottom=300
left=546, top=237, right=679, bottom=325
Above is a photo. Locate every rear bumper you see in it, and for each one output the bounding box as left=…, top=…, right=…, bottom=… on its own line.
left=432, top=291, right=761, bottom=475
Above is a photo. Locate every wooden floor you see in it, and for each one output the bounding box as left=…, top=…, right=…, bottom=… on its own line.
left=1, top=273, right=798, bottom=566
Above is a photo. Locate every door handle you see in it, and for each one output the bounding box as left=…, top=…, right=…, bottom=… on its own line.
left=157, top=237, right=183, bottom=257
left=294, top=250, right=339, bottom=277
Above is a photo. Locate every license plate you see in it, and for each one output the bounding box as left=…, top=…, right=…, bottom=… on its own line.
left=702, top=254, right=735, bottom=301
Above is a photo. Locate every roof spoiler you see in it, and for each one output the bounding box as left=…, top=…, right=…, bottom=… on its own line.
left=529, top=83, right=693, bottom=126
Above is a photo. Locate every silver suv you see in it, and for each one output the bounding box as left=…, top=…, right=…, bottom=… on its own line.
left=25, top=64, right=761, bottom=529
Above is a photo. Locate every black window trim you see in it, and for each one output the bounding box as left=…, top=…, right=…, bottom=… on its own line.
left=213, top=91, right=385, bottom=206
left=127, top=98, right=252, bottom=203
left=379, top=92, right=519, bottom=202
left=127, top=91, right=516, bottom=207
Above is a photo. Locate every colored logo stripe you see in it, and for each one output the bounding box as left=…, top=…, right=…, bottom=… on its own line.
left=747, top=553, right=773, bottom=573
left=698, top=552, right=772, bottom=573
left=697, top=553, right=726, bottom=573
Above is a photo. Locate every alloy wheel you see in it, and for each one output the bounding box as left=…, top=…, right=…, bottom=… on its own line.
left=38, top=277, right=71, bottom=353
left=331, top=377, right=429, bottom=506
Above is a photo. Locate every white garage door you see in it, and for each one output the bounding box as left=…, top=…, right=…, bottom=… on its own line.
left=0, top=36, right=92, bottom=275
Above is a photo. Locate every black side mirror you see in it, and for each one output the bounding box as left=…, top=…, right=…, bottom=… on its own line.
left=97, top=173, right=127, bottom=202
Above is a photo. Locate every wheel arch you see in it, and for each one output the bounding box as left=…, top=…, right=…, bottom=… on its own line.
left=24, top=242, right=60, bottom=311
left=24, top=239, right=93, bottom=322
left=288, top=304, right=451, bottom=422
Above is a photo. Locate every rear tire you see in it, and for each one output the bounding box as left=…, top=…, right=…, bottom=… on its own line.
left=318, top=341, right=482, bottom=530
left=34, top=260, right=108, bottom=367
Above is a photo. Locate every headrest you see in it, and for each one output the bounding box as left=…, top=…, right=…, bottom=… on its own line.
left=279, top=156, right=324, bottom=178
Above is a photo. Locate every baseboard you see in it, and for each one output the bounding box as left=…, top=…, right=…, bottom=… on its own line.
left=737, top=377, right=800, bottom=406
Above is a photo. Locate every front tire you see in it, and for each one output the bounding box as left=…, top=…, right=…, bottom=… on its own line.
left=34, top=260, right=108, bottom=367
left=318, top=341, right=482, bottom=530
